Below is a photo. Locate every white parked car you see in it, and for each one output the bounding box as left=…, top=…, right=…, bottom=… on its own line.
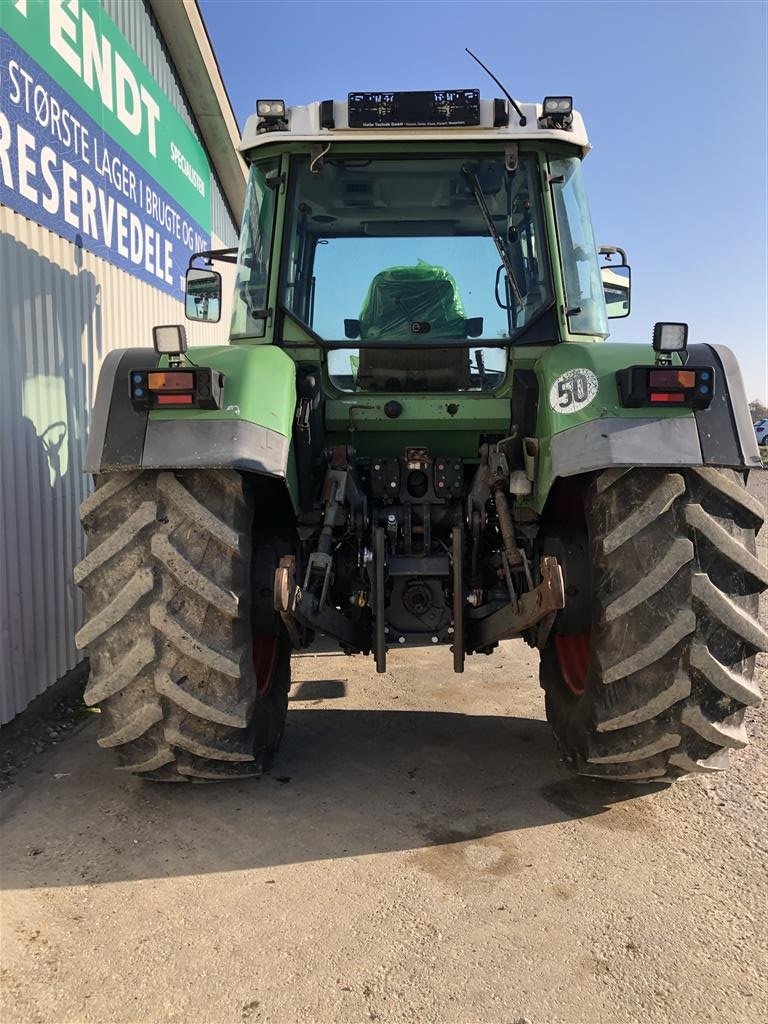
left=754, top=418, right=768, bottom=445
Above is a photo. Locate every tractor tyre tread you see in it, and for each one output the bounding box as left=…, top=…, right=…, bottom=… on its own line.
left=75, top=469, right=289, bottom=781
left=542, top=467, right=765, bottom=782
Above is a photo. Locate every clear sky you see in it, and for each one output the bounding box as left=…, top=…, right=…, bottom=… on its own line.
left=199, top=0, right=768, bottom=403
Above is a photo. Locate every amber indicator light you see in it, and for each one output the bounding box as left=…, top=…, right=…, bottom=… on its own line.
left=649, top=369, right=696, bottom=389
left=148, top=371, right=195, bottom=391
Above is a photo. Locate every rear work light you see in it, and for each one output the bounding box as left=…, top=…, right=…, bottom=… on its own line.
left=616, top=365, right=715, bottom=410
left=129, top=367, right=224, bottom=411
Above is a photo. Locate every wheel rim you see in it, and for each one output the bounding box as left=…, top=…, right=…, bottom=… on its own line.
left=553, top=631, right=591, bottom=697
left=253, top=634, right=278, bottom=697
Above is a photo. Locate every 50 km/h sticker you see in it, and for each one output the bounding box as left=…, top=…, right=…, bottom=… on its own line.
left=549, top=368, right=599, bottom=415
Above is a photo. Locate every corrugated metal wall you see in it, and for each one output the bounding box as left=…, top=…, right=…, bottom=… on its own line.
left=0, top=1, right=240, bottom=722
left=0, top=209, right=235, bottom=724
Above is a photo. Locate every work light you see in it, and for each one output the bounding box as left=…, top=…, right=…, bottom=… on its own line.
left=652, top=322, right=688, bottom=353
left=543, top=96, right=573, bottom=117
left=257, top=99, right=286, bottom=118
left=152, top=324, right=188, bottom=356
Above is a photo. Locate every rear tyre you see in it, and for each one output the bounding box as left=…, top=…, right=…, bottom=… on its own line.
left=75, top=469, right=290, bottom=781
left=541, top=467, right=767, bottom=781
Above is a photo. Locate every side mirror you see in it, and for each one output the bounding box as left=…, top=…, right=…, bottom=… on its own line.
left=344, top=318, right=360, bottom=340
left=465, top=317, right=484, bottom=338
left=185, top=267, right=222, bottom=323
left=601, top=264, right=631, bottom=319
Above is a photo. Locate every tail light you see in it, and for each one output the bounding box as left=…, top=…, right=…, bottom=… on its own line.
left=130, top=367, right=224, bottom=410
left=617, top=365, right=714, bottom=409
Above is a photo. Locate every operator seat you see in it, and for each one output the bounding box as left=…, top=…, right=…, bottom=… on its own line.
left=357, top=264, right=470, bottom=391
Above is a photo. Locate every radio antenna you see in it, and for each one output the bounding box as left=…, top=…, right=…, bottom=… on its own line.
left=465, top=48, right=527, bottom=126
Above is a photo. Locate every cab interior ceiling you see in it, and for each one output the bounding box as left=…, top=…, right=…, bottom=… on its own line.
left=295, top=158, right=530, bottom=237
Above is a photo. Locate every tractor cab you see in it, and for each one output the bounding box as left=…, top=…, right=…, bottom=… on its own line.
left=224, top=99, right=617, bottom=384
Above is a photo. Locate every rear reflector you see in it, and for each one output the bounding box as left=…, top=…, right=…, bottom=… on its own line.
left=650, top=392, right=686, bottom=403
left=156, top=394, right=194, bottom=405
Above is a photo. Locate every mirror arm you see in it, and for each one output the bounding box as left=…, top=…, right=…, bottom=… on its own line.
left=188, top=246, right=239, bottom=268
left=598, top=245, right=628, bottom=265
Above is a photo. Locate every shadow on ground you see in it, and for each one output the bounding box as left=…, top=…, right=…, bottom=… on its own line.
left=290, top=679, right=347, bottom=701
left=0, top=699, right=648, bottom=890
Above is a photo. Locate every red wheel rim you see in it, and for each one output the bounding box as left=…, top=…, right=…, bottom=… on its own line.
left=253, top=634, right=278, bottom=697
left=554, top=632, right=591, bottom=697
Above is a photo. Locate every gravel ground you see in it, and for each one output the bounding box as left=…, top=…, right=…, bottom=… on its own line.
left=0, top=665, right=93, bottom=791
left=1, top=472, right=765, bottom=1024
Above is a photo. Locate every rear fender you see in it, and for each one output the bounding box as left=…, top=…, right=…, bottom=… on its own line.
left=84, top=344, right=298, bottom=503
left=533, top=342, right=760, bottom=513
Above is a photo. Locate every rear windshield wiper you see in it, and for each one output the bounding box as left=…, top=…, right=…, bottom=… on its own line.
left=461, top=163, right=523, bottom=307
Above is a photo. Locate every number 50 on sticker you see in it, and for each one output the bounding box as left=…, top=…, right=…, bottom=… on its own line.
left=548, top=368, right=599, bottom=415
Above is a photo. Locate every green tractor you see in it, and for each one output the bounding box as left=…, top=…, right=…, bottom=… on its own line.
left=75, top=89, right=766, bottom=782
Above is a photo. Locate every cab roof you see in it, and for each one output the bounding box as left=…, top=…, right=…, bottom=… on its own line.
left=240, top=99, right=590, bottom=159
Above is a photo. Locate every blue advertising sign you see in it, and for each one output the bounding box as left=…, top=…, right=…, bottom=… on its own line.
left=0, top=29, right=210, bottom=301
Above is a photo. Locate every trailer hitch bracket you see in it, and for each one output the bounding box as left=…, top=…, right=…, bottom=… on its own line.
left=468, top=556, right=565, bottom=649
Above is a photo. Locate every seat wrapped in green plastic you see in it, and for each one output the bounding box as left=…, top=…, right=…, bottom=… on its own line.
left=359, top=260, right=467, bottom=340
left=357, top=261, right=470, bottom=390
